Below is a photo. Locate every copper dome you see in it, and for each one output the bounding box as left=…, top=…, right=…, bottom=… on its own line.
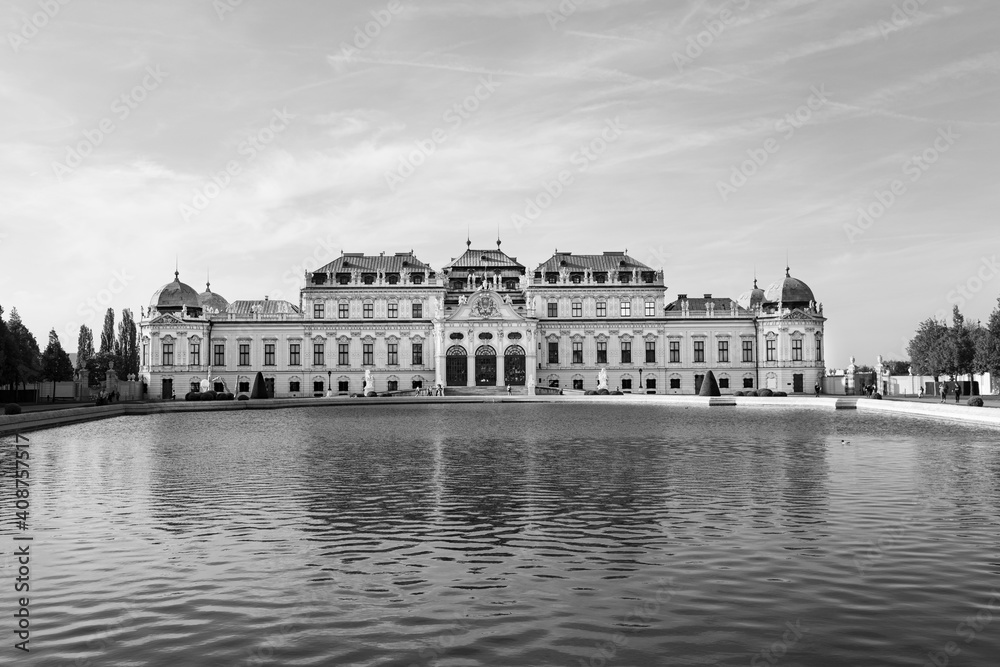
left=150, top=272, right=201, bottom=311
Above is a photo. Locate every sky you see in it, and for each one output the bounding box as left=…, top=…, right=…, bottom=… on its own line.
left=1, top=0, right=998, bottom=368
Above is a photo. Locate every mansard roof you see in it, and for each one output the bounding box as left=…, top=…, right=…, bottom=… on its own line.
left=665, top=296, right=745, bottom=313
left=534, top=251, right=653, bottom=274
left=443, top=248, right=525, bottom=272
left=315, top=252, right=434, bottom=275
left=226, top=299, right=301, bottom=316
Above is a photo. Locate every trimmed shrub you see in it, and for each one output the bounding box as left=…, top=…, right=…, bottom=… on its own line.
left=185, top=392, right=202, bottom=402
left=217, top=392, right=235, bottom=401
left=758, top=389, right=774, bottom=397
left=237, top=394, right=250, bottom=401
left=872, top=393, right=883, bottom=400
left=200, top=391, right=218, bottom=401
left=365, top=391, right=377, bottom=398
left=968, top=396, right=984, bottom=407
left=773, top=391, right=787, bottom=397
left=350, top=393, right=359, bottom=398
left=585, top=390, right=597, bottom=396
left=732, top=391, right=744, bottom=397
left=381, top=392, right=393, bottom=397
left=698, top=370, right=722, bottom=397
left=597, top=388, right=610, bottom=395
left=746, top=390, right=759, bottom=397
left=250, top=372, right=269, bottom=399
left=611, top=390, right=624, bottom=395
left=4, top=403, right=22, bottom=415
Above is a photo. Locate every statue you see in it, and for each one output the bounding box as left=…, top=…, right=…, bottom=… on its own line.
left=364, top=368, right=374, bottom=394
left=597, top=367, right=609, bottom=391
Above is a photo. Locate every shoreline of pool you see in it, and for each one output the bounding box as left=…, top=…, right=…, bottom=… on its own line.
left=3, top=394, right=999, bottom=436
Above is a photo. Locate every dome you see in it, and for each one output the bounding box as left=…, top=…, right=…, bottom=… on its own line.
left=198, top=282, right=229, bottom=314
left=763, top=268, right=815, bottom=306
left=736, top=279, right=766, bottom=310
left=150, top=271, right=201, bottom=312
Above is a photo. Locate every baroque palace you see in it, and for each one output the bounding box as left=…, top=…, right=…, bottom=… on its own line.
left=139, top=241, right=826, bottom=399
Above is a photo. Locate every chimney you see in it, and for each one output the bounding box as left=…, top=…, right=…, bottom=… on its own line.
left=704, top=293, right=712, bottom=299
left=677, top=294, right=687, bottom=300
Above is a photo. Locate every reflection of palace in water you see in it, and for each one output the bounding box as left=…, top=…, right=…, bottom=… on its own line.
left=139, top=240, right=826, bottom=398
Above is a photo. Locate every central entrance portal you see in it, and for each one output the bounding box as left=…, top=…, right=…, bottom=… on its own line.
left=446, top=346, right=467, bottom=386
left=475, top=346, right=497, bottom=386
left=504, top=345, right=526, bottom=386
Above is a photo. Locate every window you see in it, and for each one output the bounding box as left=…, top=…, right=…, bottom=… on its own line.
left=214, top=382, right=224, bottom=392
left=742, top=340, right=754, bottom=363
left=314, top=302, right=325, bottom=319
left=620, top=301, right=631, bottom=317
left=387, top=380, right=398, bottom=391
left=718, top=340, right=729, bottom=363
left=596, top=301, right=607, bottom=318
left=189, top=342, right=200, bottom=366
left=338, top=343, right=349, bottom=366
left=816, top=337, right=823, bottom=361
left=547, top=302, right=558, bottom=317
left=239, top=381, right=250, bottom=393
left=621, top=341, right=632, bottom=363
left=412, top=380, right=423, bottom=389
left=669, top=341, right=680, bottom=363
left=743, top=377, right=754, bottom=389
left=214, top=344, right=225, bottom=366
left=573, top=379, right=584, bottom=390
left=792, top=339, right=803, bottom=361
left=239, top=344, right=250, bottom=366
left=645, top=300, right=655, bottom=317
left=363, top=302, right=374, bottom=319
left=572, top=342, right=583, bottom=364
left=264, top=343, right=275, bottom=366
left=339, top=302, right=349, bottom=319
left=289, top=343, right=301, bottom=366
left=719, top=377, right=730, bottom=389
left=412, top=274, right=424, bottom=285
left=290, top=380, right=301, bottom=392
left=190, top=382, right=199, bottom=393
left=142, top=343, right=148, bottom=366
left=412, top=343, right=423, bottom=366
left=363, top=343, right=374, bottom=366
left=646, top=379, right=656, bottom=390
left=548, top=341, right=559, bottom=364
left=388, top=343, right=398, bottom=366
left=572, top=301, right=582, bottom=318
left=766, top=339, right=776, bottom=362
left=670, top=378, right=681, bottom=389
left=162, top=343, right=173, bottom=366
left=597, top=341, right=607, bottom=364
left=313, top=342, right=325, bottom=366
left=645, top=341, right=655, bottom=363
left=338, top=381, right=349, bottom=392
left=412, top=303, right=423, bottom=319
left=693, top=341, right=705, bottom=363
left=388, top=303, right=398, bottom=319
left=622, top=378, right=632, bottom=390
left=313, top=381, right=324, bottom=393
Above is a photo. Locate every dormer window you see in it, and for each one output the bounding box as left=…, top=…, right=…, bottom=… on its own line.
left=412, top=274, right=424, bottom=285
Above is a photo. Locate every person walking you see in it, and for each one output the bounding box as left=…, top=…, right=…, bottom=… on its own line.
left=814, top=383, right=820, bottom=397
left=940, top=383, right=948, bottom=403
left=955, top=382, right=962, bottom=403
left=918, top=386, right=924, bottom=400
left=506, top=384, right=512, bottom=395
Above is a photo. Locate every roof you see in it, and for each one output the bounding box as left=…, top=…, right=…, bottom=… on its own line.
left=665, top=296, right=745, bottom=313
left=443, top=248, right=525, bottom=271
left=226, top=299, right=301, bottom=316
left=534, top=252, right=653, bottom=274
left=198, top=284, right=229, bottom=313
left=150, top=272, right=201, bottom=310
left=763, top=270, right=815, bottom=305
left=736, top=280, right=766, bottom=310
left=315, top=252, right=434, bottom=275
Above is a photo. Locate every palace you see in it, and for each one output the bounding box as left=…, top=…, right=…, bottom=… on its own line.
left=139, top=241, right=827, bottom=398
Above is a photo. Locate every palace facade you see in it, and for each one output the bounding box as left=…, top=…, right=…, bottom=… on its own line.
left=139, top=242, right=827, bottom=398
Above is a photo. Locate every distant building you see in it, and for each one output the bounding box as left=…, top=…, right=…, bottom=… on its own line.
left=139, top=242, right=826, bottom=398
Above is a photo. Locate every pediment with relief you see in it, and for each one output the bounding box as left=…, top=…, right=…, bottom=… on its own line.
left=150, top=314, right=184, bottom=326
left=448, top=290, right=524, bottom=322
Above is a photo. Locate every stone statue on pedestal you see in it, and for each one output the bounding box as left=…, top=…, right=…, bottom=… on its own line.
left=364, top=368, right=374, bottom=394
left=597, top=367, right=609, bottom=391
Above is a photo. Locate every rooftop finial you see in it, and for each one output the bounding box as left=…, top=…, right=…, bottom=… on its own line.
left=497, top=223, right=501, bottom=249
left=753, top=265, right=758, bottom=289
left=175, top=256, right=179, bottom=280
left=206, top=267, right=211, bottom=291
left=467, top=225, right=471, bottom=249
left=786, top=250, right=790, bottom=277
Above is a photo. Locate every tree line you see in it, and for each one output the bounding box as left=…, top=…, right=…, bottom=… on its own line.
left=907, top=302, right=1000, bottom=382
left=0, top=305, right=140, bottom=390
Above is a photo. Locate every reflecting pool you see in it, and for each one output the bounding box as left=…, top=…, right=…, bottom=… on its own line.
left=3, top=404, right=1000, bottom=666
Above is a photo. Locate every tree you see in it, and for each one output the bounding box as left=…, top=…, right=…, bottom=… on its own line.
left=882, top=359, right=911, bottom=375
left=99, top=308, right=115, bottom=355
left=946, top=306, right=976, bottom=379
left=40, top=329, right=74, bottom=388
left=908, top=318, right=950, bottom=379
left=974, top=297, right=1000, bottom=384
left=76, top=325, right=95, bottom=370
left=115, top=309, right=139, bottom=378
left=0, top=304, right=10, bottom=389
left=6, top=308, right=42, bottom=390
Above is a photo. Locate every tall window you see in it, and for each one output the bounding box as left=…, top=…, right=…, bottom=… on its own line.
left=645, top=341, right=656, bottom=363
left=718, top=340, right=729, bottom=363
left=363, top=343, right=374, bottom=366
left=314, top=302, right=325, bottom=319
left=621, top=341, right=632, bottom=363
left=693, top=340, right=705, bottom=363
left=264, top=343, right=275, bottom=366
left=388, top=303, right=398, bottom=319
left=645, top=300, right=655, bottom=317
left=363, top=303, right=374, bottom=319
left=289, top=380, right=300, bottom=392
left=548, top=341, right=559, bottom=364
left=412, top=342, right=423, bottom=365
left=596, top=301, right=607, bottom=318
left=162, top=343, right=174, bottom=366
left=189, top=342, right=200, bottom=366
left=388, top=343, right=398, bottom=365
left=412, top=303, right=423, bottom=318
left=572, top=341, right=583, bottom=364
left=289, top=343, right=301, bottom=366
left=572, top=301, right=582, bottom=318
left=816, top=336, right=823, bottom=361
left=620, top=301, right=631, bottom=317
left=742, top=340, right=754, bottom=363
left=338, top=343, right=349, bottom=366
left=766, top=339, right=776, bottom=362
left=214, top=344, right=225, bottom=366
left=313, top=343, right=325, bottom=366
left=143, top=343, right=148, bottom=366
left=547, top=302, right=558, bottom=317
left=239, top=344, right=250, bottom=366
left=597, top=341, right=607, bottom=364
left=792, top=339, right=803, bottom=361
left=669, top=341, right=680, bottom=363
left=339, top=302, right=349, bottom=319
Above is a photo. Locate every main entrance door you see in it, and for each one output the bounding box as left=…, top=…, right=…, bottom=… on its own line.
left=503, top=345, right=526, bottom=386
left=446, top=346, right=467, bottom=386
left=161, top=379, right=173, bottom=400
left=476, top=346, right=497, bottom=386
left=793, top=374, right=804, bottom=393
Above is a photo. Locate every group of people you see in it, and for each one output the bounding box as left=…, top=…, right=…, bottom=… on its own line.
left=860, top=384, right=879, bottom=398
left=939, top=382, right=963, bottom=403
left=417, top=385, right=446, bottom=397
